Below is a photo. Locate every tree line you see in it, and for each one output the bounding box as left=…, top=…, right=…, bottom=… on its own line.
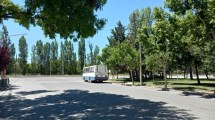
left=100, top=0, right=215, bottom=85
left=0, top=25, right=100, bottom=75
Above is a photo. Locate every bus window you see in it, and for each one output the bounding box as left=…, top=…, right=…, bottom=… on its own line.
left=90, top=67, right=95, bottom=72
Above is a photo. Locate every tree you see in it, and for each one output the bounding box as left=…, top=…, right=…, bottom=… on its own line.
left=93, top=45, right=100, bottom=65
left=36, top=40, right=44, bottom=74
left=165, top=0, right=215, bottom=42
left=138, top=7, right=174, bottom=89
left=1, top=25, right=10, bottom=46
left=89, top=43, right=93, bottom=65
left=0, top=0, right=107, bottom=39
left=7, top=43, right=15, bottom=74
left=62, top=39, right=76, bottom=74
left=50, top=40, right=58, bottom=74
left=1, top=25, right=15, bottom=75
left=107, top=41, right=139, bottom=84
left=31, top=45, right=37, bottom=74
left=18, top=36, right=28, bottom=75
left=0, top=34, right=10, bottom=79
left=43, top=42, right=51, bottom=75
left=153, top=7, right=174, bottom=89
left=108, top=21, right=127, bottom=46
left=128, top=7, right=154, bottom=80
left=128, top=9, right=142, bottom=43
left=78, top=38, right=86, bottom=73
left=72, top=53, right=78, bottom=74
left=144, top=52, right=163, bottom=81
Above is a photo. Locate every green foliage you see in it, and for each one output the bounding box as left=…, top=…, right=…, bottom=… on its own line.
left=108, top=21, right=127, bottom=46
left=102, top=41, right=139, bottom=73
left=1, top=0, right=107, bottom=39
left=93, top=45, right=100, bottom=65
left=165, top=0, right=215, bottom=42
left=36, top=40, right=44, bottom=73
left=89, top=43, right=93, bottom=65
left=78, top=38, right=86, bottom=73
left=18, top=36, right=28, bottom=75
left=43, top=42, right=51, bottom=74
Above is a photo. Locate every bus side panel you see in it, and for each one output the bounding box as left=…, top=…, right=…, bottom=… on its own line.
left=83, top=73, right=96, bottom=81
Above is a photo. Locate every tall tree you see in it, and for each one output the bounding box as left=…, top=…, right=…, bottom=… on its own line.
left=31, top=45, right=37, bottom=74
left=1, top=25, right=10, bottom=46
left=36, top=40, right=44, bottom=74
left=93, top=45, right=100, bottom=65
left=72, top=53, right=78, bottom=74
left=60, top=41, right=65, bottom=75
left=1, top=25, right=15, bottom=74
left=78, top=38, right=86, bottom=73
left=128, top=9, right=141, bottom=43
left=68, top=41, right=77, bottom=74
left=18, top=36, right=28, bottom=75
left=63, top=39, right=75, bottom=74
left=50, top=40, right=58, bottom=74
left=108, top=21, right=127, bottom=46
left=43, top=42, right=51, bottom=75
left=89, top=43, right=93, bottom=65
left=128, top=7, right=154, bottom=80
left=7, top=43, right=15, bottom=74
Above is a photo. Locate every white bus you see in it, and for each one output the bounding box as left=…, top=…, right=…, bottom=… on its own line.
left=83, top=65, right=108, bottom=82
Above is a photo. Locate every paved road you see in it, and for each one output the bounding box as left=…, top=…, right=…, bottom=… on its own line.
left=0, top=77, right=214, bottom=120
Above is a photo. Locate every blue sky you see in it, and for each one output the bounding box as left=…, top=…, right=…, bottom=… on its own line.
left=2, top=0, right=164, bottom=62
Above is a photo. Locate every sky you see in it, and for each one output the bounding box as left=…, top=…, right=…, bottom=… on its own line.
left=2, top=0, right=164, bottom=62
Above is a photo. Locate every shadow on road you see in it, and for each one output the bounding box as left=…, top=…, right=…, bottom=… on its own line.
left=181, top=91, right=215, bottom=99
left=16, top=90, right=55, bottom=96
left=0, top=89, right=197, bottom=120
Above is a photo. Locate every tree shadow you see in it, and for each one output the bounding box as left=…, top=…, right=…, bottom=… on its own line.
left=181, top=91, right=215, bottom=99
left=0, top=85, right=20, bottom=92
left=172, top=83, right=215, bottom=87
left=16, top=90, right=55, bottom=96
left=0, top=89, right=197, bottom=120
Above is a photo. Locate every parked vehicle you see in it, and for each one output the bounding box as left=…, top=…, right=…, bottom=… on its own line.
left=83, top=65, right=108, bottom=82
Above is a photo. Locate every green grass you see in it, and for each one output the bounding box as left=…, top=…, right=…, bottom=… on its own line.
left=108, top=78, right=215, bottom=93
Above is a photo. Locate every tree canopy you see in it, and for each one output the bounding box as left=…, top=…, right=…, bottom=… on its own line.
left=0, top=0, right=107, bottom=39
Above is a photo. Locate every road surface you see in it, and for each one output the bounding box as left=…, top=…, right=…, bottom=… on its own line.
left=0, top=76, right=214, bottom=120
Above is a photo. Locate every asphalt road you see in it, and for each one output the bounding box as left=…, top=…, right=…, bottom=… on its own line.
left=0, top=76, right=214, bottom=120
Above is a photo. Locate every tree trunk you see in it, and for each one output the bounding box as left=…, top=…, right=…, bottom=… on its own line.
left=116, top=71, right=118, bottom=79
left=149, top=71, right=152, bottom=80
left=129, top=71, right=132, bottom=80
left=152, top=71, right=155, bottom=82
left=189, top=65, right=193, bottom=80
left=194, top=61, right=200, bottom=84
left=130, top=70, right=134, bottom=85
left=1, top=69, right=6, bottom=79
left=204, top=70, right=209, bottom=80
left=184, top=69, right=186, bottom=79
left=132, top=71, right=136, bottom=80
left=163, top=64, right=167, bottom=89
left=145, top=71, right=148, bottom=80
left=135, top=70, right=139, bottom=81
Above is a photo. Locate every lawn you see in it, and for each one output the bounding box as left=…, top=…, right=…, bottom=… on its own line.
left=107, top=78, right=215, bottom=93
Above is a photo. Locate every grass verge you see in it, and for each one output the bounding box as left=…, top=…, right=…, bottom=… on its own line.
left=107, top=78, right=215, bottom=93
